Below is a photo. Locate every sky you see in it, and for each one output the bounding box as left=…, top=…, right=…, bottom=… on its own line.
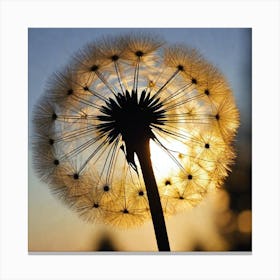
left=28, top=28, right=252, bottom=251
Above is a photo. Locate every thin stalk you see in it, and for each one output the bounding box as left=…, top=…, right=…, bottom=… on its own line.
left=135, top=138, right=170, bottom=251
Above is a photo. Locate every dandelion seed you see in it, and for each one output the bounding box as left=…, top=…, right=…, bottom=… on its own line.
left=165, top=179, right=172, bottom=186
left=32, top=33, right=239, bottom=251
left=138, top=190, right=144, bottom=196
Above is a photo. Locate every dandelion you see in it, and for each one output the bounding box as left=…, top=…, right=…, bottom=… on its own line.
left=32, top=33, right=239, bottom=251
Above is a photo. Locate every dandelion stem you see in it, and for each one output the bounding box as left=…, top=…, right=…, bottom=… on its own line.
left=135, top=138, right=170, bottom=251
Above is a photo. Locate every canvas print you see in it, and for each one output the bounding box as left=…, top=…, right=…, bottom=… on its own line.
left=28, top=28, right=251, bottom=252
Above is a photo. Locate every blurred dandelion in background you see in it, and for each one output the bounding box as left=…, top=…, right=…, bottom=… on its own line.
left=32, top=33, right=239, bottom=251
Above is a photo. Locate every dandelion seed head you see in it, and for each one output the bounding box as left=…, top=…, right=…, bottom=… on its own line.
left=32, top=33, right=239, bottom=228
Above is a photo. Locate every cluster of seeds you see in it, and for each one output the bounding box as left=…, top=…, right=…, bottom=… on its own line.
left=32, top=34, right=239, bottom=228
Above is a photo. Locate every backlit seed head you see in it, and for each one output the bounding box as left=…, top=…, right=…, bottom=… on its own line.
left=32, top=33, right=239, bottom=228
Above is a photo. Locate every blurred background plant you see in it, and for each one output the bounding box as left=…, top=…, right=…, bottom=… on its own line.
left=29, top=28, right=251, bottom=252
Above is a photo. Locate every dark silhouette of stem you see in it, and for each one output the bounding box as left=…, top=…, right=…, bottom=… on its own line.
left=135, top=138, right=170, bottom=251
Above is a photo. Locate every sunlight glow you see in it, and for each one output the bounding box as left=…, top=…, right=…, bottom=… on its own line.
left=150, top=139, right=187, bottom=181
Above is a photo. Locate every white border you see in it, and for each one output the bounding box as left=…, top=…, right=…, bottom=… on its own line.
left=1, top=0, right=279, bottom=279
